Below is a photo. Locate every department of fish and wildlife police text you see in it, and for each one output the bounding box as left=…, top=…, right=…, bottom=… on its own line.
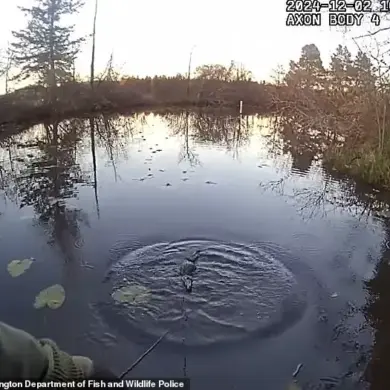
left=0, top=379, right=190, bottom=389
left=285, top=0, right=390, bottom=27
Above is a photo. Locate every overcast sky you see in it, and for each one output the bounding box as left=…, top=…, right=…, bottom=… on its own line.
left=0, top=0, right=364, bottom=88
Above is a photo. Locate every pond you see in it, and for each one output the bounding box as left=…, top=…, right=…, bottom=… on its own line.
left=0, top=111, right=389, bottom=389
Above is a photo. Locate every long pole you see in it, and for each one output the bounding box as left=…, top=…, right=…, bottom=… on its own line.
left=119, top=330, right=170, bottom=379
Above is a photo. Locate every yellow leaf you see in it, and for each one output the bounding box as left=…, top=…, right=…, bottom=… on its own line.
left=34, top=284, right=66, bottom=310
left=112, top=285, right=151, bottom=305
left=7, top=259, right=34, bottom=277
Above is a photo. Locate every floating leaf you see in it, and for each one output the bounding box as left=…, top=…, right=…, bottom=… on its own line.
left=7, top=258, right=34, bottom=277
left=112, top=285, right=151, bottom=305
left=34, top=284, right=66, bottom=310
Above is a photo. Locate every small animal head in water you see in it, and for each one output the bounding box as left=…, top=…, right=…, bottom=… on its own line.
left=180, top=260, right=196, bottom=276
left=193, top=249, right=202, bottom=257
left=186, top=250, right=202, bottom=263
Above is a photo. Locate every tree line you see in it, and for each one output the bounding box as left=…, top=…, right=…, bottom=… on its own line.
left=0, top=0, right=386, bottom=96
left=278, top=43, right=387, bottom=143
left=275, top=42, right=390, bottom=188
left=284, top=43, right=374, bottom=93
left=0, top=0, right=254, bottom=95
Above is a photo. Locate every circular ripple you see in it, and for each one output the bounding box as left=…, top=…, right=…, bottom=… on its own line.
left=98, top=239, right=307, bottom=347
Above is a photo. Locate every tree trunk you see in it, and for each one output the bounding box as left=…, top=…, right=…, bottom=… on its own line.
left=90, top=0, right=99, bottom=89
left=5, top=64, right=9, bottom=94
left=4, top=44, right=13, bottom=94
left=48, top=0, right=57, bottom=103
left=186, top=47, right=195, bottom=99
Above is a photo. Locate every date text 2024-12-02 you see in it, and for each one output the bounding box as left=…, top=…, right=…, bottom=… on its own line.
left=285, top=0, right=384, bottom=27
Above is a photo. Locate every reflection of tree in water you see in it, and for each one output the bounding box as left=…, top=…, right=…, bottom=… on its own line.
left=191, top=111, right=250, bottom=161
left=290, top=149, right=316, bottom=174
left=94, top=114, right=135, bottom=181
left=260, top=162, right=390, bottom=222
left=289, top=176, right=381, bottom=221
left=0, top=114, right=135, bottom=262
left=260, top=133, right=390, bottom=388
left=164, top=110, right=251, bottom=164
left=268, top=115, right=321, bottom=175
left=259, top=173, right=336, bottom=220
left=259, top=113, right=390, bottom=389
left=0, top=136, right=21, bottom=204
left=260, top=139, right=390, bottom=387
left=259, top=114, right=390, bottom=221
left=163, top=111, right=200, bottom=166
left=89, top=117, right=99, bottom=218
left=15, top=120, right=90, bottom=263
left=363, top=220, right=390, bottom=390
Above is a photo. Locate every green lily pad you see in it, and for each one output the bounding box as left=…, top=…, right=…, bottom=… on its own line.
left=33, top=284, right=66, bottom=310
left=112, top=285, right=151, bottom=305
left=7, top=258, right=34, bottom=277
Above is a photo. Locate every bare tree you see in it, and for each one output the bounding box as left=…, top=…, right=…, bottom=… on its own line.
left=90, top=0, right=98, bottom=88
left=186, top=45, right=196, bottom=98
left=0, top=44, right=15, bottom=93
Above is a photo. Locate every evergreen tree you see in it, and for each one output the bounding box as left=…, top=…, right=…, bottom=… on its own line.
left=11, top=0, right=85, bottom=88
left=297, top=44, right=324, bottom=72
left=329, top=44, right=354, bottom=91
left=353, top=50, right=375, bottom=90
left=284, top=44, right=325, bottom=89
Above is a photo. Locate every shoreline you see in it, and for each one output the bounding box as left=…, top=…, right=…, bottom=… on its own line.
left=1, top=80, right=389, bottom=192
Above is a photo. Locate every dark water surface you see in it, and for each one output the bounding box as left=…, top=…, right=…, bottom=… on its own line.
left=0, top=112, right=390, bottom=389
